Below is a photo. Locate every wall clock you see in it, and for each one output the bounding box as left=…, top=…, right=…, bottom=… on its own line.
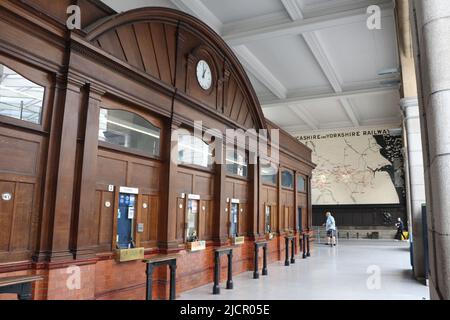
left=196, top=59, right=212, bottom=90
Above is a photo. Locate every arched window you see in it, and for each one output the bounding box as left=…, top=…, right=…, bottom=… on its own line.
left=98, top=108, right=161, bottom=156
left=261, top=163, right=278, bottom=185
left=226, top=148, right=248, bottom=177
left=281, top=170, right=294, bottom=189
left=0, top=63, right=44, bottom=124
left=178, top=134, right=213, bottom=168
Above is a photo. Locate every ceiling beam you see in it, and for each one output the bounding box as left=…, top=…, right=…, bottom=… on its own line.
left=302, top=32, right=342, bottom=92
left=280, top=0, right=304, bottom=20
left=233, top=45, right=288, bottom=100
left=261, top=86, right=398, bottom=108
left=287, top=104, right=319, bottom=130
left=339, top=98, right=360, bottom=127
left=223, top=0, right=394, bottom=46
left=169, top=0, right=223, bottom=34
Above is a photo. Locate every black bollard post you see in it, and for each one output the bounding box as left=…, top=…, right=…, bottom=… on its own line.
left=262, top=245, right=268, bottom=276
left=213, top=253, right=220, bottom=294
left=253, top=243, right=260, bottom=279
left=285, top=237, right=290, bottom=266
left=226, top=252, right=233, bottom=289
left=290, top=238, right=295, bottom=264
left=145, top=263, right=154, bottom=300
left=169, top=263, right=177, bottom=300
left=307, top=235, right=311, bottom=257
left=302, top=233, right=307, bottom=259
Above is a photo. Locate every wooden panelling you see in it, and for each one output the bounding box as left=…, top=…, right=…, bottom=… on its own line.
left=95, top=148, right=161, bottom=250
left=138, top=195, right=159, bottom=247
left=0, top=3, right=316, bottom=300
left=94, top=21, right=177, bottom=86
left=199, top=200, right=214, bottom=240
left=0, top=180, right=37, bottom=262
left=0, top=135, right=39, bottom=176
left=97, top=154, right=127, bottom=186
left=96, top=190, right=114, bottom=247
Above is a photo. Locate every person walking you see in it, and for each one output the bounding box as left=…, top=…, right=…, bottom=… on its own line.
left=323, top=212, right=337, bottom=246
left=395, top=217, right=405, bottom=240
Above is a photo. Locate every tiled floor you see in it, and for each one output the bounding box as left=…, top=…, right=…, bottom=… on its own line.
left=179, top=240, right=430, bottom=300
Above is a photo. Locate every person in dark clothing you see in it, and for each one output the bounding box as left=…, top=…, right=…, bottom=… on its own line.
left=395, top=217, right=405, bottom=240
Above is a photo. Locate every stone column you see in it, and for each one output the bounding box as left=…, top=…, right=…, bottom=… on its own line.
left=400, top=97, right=426, bottom=280
left=410, top=0, right=450, bottom=299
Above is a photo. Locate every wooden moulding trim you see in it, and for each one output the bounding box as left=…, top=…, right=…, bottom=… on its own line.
left=0, top=260, right=33, bottom=274
left=0, top=42, right=61, bottom=76
left=1, top=1, right=67, bottom=45
left=173, top=91, right=258, bottom=131
left=278, top=149, right=316, bottom=171
left=69, top=37, right=176, bottom=98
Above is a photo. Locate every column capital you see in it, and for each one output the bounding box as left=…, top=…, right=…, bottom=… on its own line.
left=400, top=97, right=419, bottom=111
left=400, top=97, right=420, bottom=119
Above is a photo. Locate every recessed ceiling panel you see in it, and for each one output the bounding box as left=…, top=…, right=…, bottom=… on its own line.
left=349, top=91, right=401, bottom=121
left=246, top=72, right=278, bottom=102
left=263, top=106, right=307, bottom=128
left=246, top=35, right=332, bottom=91
left=102, top=0, right=176, bottom=12
left=302, top=99, right=350, bottom=124
left=316, top=15, right=399, bottom=86
left=201, top=0, right=288, bottom=24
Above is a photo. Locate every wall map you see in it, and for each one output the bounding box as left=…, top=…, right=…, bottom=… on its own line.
left=298, top=129, right=406, bottom=205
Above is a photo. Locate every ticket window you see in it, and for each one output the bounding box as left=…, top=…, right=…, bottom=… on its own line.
left=117, top=192, right=137, bottom=249
left=297, top=207, right=303, bottom=232
left=230, top=202, right=239, bottom=237
left=284, top=207, right=290, bottom=231
left=186, top=199, right=199, bottom=242
left=265, top=205, right=271, bottom=234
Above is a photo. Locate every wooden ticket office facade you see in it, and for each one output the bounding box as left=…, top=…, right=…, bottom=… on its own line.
left=0, top=0, right=315, bottom=300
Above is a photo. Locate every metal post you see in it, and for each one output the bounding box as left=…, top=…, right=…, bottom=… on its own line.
left=262, top=245, right=268, bottom=276
left=145, top=263, right=154, bottom=300
left=253, top=243, right=260, bottom=279
left=290, top=238, right=295, bottom=264
left=285, top=237, right=290, bottom=266
left=169, top=263, right=177, bottom=300
left=307, top=235, right=311, bottom=257
left=213, top=252, right=220, bottom=294
left=302, top=233, right=307, bottom=259
left=226, top=252, right=233, bottom=289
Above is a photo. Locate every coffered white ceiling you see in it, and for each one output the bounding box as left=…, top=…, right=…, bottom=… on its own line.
left=101, top=0, right=401, bottom=135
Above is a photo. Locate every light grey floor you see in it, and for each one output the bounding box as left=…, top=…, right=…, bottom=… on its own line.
left=179, top=240, right=430, bottom=300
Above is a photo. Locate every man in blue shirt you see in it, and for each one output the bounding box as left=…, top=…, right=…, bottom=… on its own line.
left=323, top=212, right=337, bottom=246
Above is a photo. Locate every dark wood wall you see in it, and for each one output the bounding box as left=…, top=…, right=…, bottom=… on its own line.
left=0, top=1, right=315, bottom=271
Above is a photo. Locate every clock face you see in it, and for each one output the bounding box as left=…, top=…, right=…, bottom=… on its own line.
left=196, top=60, right=212, bottom=90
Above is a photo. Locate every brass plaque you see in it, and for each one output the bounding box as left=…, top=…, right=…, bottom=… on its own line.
left=187, top=240, right=206, bottom=252
left=116, top=247, right=144, bottom=262
left=233, top=236, right=245, bottom=245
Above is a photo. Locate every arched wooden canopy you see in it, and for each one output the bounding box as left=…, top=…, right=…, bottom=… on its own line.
left=85, top=7, right=267, bottom=130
